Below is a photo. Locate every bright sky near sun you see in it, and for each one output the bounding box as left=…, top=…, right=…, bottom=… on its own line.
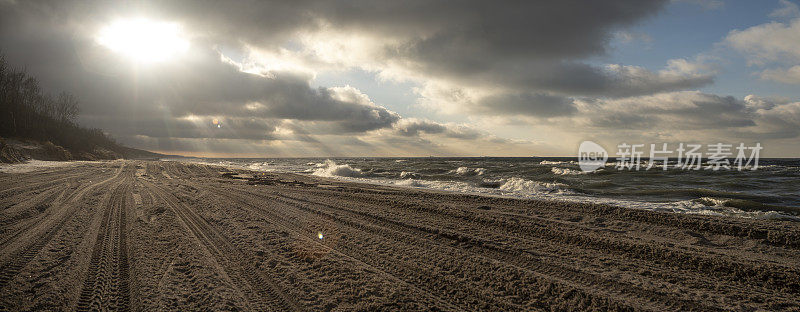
left=96, top=19, right=189, bottom=63
left=1, top=0, right=800, bottom=157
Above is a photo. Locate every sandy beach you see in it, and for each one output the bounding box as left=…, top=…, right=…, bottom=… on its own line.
left=1, top=160, right=799, bottom=311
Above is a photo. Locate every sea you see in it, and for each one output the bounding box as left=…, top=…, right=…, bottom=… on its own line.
left=181, top=157, right=800, bottom=220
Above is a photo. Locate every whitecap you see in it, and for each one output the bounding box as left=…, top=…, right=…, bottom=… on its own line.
left=312, top=159, right=365, bottom=177
left=550, top=167, right=590, bottom=175
left=400, top=171, right=419, bottom=179
left=498, top=177, right=568, bottom=195
left=539, top=160, right=577, bottom=165
left=450, top=166, right=486, bottom=176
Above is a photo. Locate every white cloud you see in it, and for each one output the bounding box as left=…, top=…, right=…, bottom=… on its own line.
left=744, top=94, right=781, bottom=110
left=393, top=118, right=485, bottom=140
left=725, top=18, right=800, bottom=65
left=572, top=91, right=754, bottom=131
left=5, top=0, right=799, bottom=156
left=725, top=13, right=800, bottom=84
left=568, top=91, right=800, bottom=141
left=614, top=31, right=653, bottom=44
left=770, top=0, right=800, bottom=19
left=603, top=58, right=715, bottom=93
left=760, top=65, right=800, bottom=84
left=415, top=57, right=714, bottom=119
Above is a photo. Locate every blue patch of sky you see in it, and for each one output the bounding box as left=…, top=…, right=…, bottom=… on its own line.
left=592, top=0, right=800, bottom=100
left=312, top=0, right=800, bottom=125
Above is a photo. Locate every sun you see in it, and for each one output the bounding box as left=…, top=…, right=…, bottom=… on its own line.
left=96, top=18, right=189, bottom=63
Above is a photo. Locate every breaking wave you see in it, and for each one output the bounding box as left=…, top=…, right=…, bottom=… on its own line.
left=550, top=167, right=589, bottom=175
left=312, top=160, right=365, bottom=177
left=395, top=179, right=426, bottom=187
left=667, top=197, right=800, bottom=220
left=246, top=162, right=271, bottom=171
left=400, top=171, right=420, bottom=179
left=539, top=160, right=576, bottom=165
left=184, top=157, right=800, bottom=221
left=498, top=177, right=569, bottom=194
left=450, top=167, right=486, bottom=176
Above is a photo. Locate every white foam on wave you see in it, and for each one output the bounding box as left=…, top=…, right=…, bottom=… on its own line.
left=539, top=160, right=577, bottom=165
left=395, top=179, right=425, bottom=187
left=394, top=178, right=464, bottom=190
left=400, top=171, right=419, bottom=179
left=246, top=162, right=271, bottom=171
left=666, top=198, right=800, bottom=220
left=498, top=177, right=569, bottom=194
left=388, top=176, right=798, bottom=221
left=392, top=176, right=571, bottom=198
left=694, top=197, right=728, bottom=207
left=183, top=158, right=799, bottom=221
left=312, top=159, right=365, bottom=177
left=393, top=177, right=566, bottom=197
left=550, top=167, right=590, bottom=175
left=450, top=166, right=486, bottom=176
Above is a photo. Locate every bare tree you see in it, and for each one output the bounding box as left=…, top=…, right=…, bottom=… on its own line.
left=55, top=91, right=79, bottom=122
left=1, top=54, right=119, bottom=157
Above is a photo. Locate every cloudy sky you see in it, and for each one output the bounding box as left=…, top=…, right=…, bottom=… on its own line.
left=1, top=0, right=799, bottom=157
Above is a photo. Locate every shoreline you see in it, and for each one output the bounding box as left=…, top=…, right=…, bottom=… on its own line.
left=1, top=160, right=799, bottom=310
left=5, top=158, right=799, bottom=220
left=219, top=164, right=800, bottom=245
left=186, top=158, right=800, bottom=221
left=4, top=158, right=798, bottom=221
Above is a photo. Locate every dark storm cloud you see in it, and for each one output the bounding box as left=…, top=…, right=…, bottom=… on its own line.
left=38, top=1, right=697, bottom=104
left=470, top=61, right=713, bottom=98
left=0, top=0, right=727, bottom=154
left=395, top=120, right=448, bottom=136
left=0, top=2, right=400, bottom=141
left=167, top=0, right=702, bottom=99
left=590, top=97, right=745, bottom=130
left=576, top=91, right=800, bottom=134
left=394, top=119, right=482, bottom=140
left=115, top=52, right=400, bottom=132
left=134, top=0, right=667, bottom=59
left=82, top=116, right=282, bottom=140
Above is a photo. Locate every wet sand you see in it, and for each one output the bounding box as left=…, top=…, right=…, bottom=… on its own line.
left=0, top=160, right=798, bottom=311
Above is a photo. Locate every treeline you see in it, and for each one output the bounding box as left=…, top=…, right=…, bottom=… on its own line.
left=0, top=55, right=121, bottom=154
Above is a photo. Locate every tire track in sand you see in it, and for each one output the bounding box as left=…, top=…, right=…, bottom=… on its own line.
left=0, top=168, right=100, bottom=200
left=75, top=179, right=132, bottom=311
left=274, top=186, right=800, bottom=308
left=218, top=185, right=717, bottom=311
left=284, top=186, right=800, bottom=296
left=0, top=165, right=125, bottom=290
left=0, top=166, right=87, bottom=187
left=189, top=183, right=469, bottom=311
left=142, top=180, right=303, bottom=312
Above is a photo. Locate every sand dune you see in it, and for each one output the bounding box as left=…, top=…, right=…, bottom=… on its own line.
left=0, top=160, right=798, bottom=311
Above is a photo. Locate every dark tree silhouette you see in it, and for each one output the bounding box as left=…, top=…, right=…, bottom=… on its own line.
left=0, top=54, right=156, bottom=160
